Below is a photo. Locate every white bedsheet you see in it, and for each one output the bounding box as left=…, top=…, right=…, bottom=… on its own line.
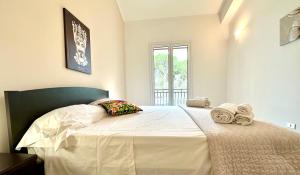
left=28, top=106, right=211, bottom=175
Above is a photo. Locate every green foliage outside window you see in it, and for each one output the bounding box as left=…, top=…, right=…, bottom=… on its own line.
left=154, top=53, right=187, bottom=89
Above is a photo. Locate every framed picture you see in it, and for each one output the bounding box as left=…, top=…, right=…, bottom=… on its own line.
left=63, top=8, right=91, bottom=74
left=280, top=7, right=300, bottom=46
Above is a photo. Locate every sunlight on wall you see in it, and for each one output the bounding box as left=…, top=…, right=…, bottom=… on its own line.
left=104, top=78, right=122, bottom=99
left=233, top=12, right=251, bottom=42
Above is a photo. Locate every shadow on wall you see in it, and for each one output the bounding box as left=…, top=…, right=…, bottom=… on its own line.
left=0, top=95, right=9, bottom=153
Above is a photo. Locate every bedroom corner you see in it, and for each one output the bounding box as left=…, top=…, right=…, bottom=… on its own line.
left=0, top=0, right=126, bottom=153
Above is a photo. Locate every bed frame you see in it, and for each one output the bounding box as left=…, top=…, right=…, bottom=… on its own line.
left=4, top=87, right=109, bottom=153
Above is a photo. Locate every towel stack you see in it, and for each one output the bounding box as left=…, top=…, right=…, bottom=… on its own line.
left=186, top=97, right=210, bottom=108
left=210, top=103, right=254, bottom=126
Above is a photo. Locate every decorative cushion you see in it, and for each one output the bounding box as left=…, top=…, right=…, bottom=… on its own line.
left=99, top=100, right=143, bottom=116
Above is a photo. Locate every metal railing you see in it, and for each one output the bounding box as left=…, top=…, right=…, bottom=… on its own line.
left=154, top=89, right=188, bottom=106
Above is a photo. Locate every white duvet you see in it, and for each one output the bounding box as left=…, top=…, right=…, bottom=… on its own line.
left=19, top=105, right=211, bottom=175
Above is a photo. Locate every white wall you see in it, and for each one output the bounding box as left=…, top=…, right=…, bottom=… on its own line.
left=0, top=0, right=125, bottom=152
left=125, top=15, right=228, bottom=105
left=227, top=0, right=300, bottom=131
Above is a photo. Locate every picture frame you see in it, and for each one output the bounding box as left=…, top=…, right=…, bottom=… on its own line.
left=280, top=7, right=300, bottom=46
left=63, top=8, right=91, bottom=74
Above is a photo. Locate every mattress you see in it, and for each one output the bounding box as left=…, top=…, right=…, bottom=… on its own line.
left=28, top=106, right=211, bottom=175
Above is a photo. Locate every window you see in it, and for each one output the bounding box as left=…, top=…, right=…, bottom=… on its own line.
left=151, top=43, right=190, bottom=106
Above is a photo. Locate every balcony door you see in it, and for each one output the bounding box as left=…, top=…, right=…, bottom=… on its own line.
left=151, top=43, right=190, bottom=106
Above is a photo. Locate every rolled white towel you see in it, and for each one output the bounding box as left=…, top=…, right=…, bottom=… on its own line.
left=237, top=104, right=252, bottom=115
left=210, top=103, right=237, bottom=124
left=186, top=98, right=210, bottom=108
left=235, top=112, right=254, bottom=126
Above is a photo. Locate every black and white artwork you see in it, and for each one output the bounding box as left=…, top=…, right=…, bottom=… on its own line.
left=280, top=7, right=300, bottom=46
left=63, top=8, right=91, bottom=74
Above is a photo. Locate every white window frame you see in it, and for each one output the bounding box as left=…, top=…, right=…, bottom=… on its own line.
left=149, top=42, right=192, bottom=105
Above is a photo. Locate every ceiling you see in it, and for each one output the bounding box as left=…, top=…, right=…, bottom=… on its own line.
left=116, top=0, right=224, bottom=21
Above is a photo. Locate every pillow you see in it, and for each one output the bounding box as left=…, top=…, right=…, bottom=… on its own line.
left=16, top=104, right=107, bottom=150
left=90, top=98, right=111, bottom=105
left=99, top=100, right=142, bottom=116
left=37, top=104, right=107, bottom=132
left=89, top=98, right=125, bottom=106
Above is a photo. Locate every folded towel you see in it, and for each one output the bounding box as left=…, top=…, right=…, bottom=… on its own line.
left=235, top=112, right=254, bottom=126
left=210, top=103, right=237, bottom=124
left=195, top=97, right=209, bottom=100
left=186, top=98, right=210, bottom=108
left=237, top=104, right=252, bottom=115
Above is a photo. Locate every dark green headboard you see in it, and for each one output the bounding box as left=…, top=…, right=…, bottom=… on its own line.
left=4, top=87, right=109, bottom=153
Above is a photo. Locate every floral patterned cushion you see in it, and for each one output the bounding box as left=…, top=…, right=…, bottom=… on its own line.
left=99, top=100, right=143, bottom=116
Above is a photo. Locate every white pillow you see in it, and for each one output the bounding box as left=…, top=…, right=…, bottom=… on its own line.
left=89, top=98, right=111, bottom=105
left=16, top=104, right=107, bottom=150
left=37, top=104, right=107, bottom=131
left=89, top=98, right=124, bottom=105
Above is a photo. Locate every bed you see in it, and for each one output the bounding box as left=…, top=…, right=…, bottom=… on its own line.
left=5, top=87, right=300, bottom=175
left=4, top=87, right=211, bottom=175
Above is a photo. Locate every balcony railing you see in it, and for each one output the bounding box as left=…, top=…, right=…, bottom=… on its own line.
left=154, top=89, right=188, bottom=106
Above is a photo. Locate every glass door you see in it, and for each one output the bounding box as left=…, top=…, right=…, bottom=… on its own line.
left=152, top=44, right=189, bottom=106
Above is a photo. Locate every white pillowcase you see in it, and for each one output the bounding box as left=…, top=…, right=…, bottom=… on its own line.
left=16, top=104, right=107, bottom=150
left=89, top=98, right=111, bottom=105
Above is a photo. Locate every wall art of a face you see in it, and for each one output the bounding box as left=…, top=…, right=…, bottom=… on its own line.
left=63, top=8, right=91, bottom=74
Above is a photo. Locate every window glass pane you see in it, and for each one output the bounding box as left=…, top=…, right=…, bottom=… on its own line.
left=154, top=48, right=169, bottom=105
left=173, top=45, right=188, bottom=105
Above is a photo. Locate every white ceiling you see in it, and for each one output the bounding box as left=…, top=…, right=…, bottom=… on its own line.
left=116, top=0, right=223, bottom=21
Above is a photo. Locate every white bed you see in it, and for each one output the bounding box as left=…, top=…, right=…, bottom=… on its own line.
left=23, top=106, right=211, bottom=175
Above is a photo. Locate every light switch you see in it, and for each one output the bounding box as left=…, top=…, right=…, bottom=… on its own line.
left=286, top=122, right=296, bottom=130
